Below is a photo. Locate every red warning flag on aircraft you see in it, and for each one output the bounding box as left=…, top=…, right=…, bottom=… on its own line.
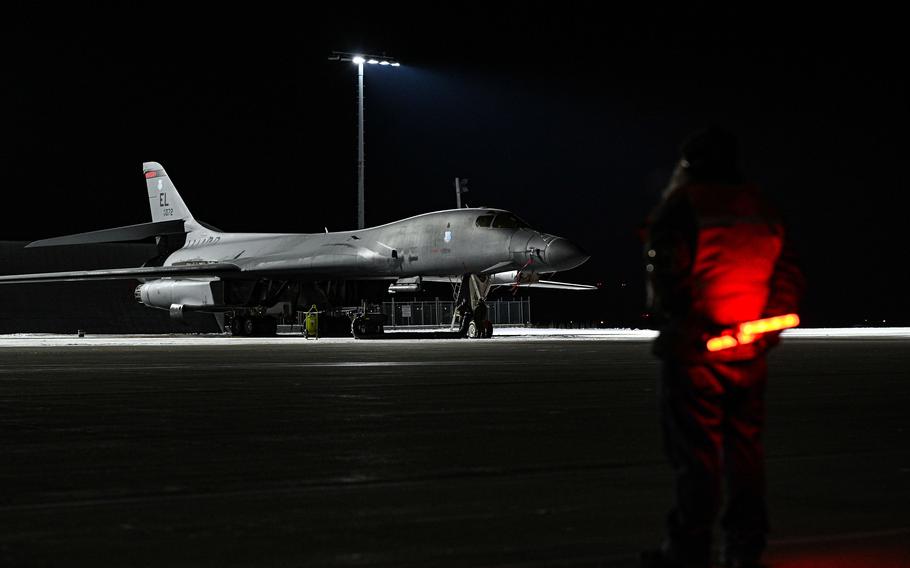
left=706, top=314, right=800, bottom=352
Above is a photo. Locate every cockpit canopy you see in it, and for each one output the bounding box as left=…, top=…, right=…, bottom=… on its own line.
left=475, top=212, right=529, bottom=229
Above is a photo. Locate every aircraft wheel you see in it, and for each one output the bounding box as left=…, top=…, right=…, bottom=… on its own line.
left=467, top=320, right=480, bottom=339
left=231, top=316, right=244, bottom=336
left=243, top=318, right=256, bottom=336
left=351, top=317, right=367, bottom=338
left=458, top=313, right=472, bottom=337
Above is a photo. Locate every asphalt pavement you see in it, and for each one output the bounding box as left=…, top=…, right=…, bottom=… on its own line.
left=1, top=336, right=908, bottom=567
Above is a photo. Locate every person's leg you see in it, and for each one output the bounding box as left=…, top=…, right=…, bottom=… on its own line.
left=719, top=358, right=769, bottom=564
left=658, top=360, right=725, bottom=566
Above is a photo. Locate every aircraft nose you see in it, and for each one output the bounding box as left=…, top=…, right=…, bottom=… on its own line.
left=544, top=238, right=590, bottom=271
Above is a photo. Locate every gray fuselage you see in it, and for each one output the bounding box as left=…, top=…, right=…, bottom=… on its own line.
left=165, top=208, right=588, bottom=281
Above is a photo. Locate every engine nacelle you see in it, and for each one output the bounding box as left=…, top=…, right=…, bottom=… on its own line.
left=135, top=279, right=223, bottom=311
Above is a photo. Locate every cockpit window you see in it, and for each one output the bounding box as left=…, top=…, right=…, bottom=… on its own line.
left=475, top=215, right=494, bottom=228
left=491, top=213, right=529, bottom=229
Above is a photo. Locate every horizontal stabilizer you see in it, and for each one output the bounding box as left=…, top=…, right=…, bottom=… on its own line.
left=0, top=262, right=240, bottom=284
left=26, top=220, right=186, bottom=248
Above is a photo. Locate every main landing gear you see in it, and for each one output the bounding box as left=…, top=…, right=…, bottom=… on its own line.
left=229, top=314, right=278, bottom=337
left=350, top=312, right=386, bottom=339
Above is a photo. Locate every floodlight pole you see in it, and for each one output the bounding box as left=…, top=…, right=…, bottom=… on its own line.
left=454, top=177, right=469, bottom=208
left=328, top=51, right=399, bottom=230
left=356, top=61, right=365, bottom=229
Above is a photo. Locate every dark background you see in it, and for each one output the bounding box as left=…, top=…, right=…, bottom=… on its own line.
left=2, top=3, right=907, bottom=327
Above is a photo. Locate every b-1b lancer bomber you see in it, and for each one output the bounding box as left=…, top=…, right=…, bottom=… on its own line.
left=0, top=163, right=592, bottom=337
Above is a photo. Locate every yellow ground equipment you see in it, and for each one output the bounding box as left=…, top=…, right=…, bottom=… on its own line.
left=304, top=305, right=319, bottom=339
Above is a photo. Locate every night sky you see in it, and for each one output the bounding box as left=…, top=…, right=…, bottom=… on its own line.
left=2, top=4, right=907, bottom=326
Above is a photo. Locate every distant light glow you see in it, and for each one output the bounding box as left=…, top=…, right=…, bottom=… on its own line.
left=391, top=62, right=401, bottom=67
left=367, top=59, right=379, bottom=64
left=379, top=60, right=390, bottom=66
left=352, top=56, right=365, bottom=65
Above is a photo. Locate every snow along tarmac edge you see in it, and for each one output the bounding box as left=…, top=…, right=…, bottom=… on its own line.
left=1, top=327, right=909, bottom=348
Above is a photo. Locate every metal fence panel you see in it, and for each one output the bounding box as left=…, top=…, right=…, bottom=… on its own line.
left=380, top=298, right=530, bottom=327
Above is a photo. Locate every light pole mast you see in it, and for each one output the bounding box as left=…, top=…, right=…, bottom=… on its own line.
left=328, top=51, right=400, bottom=230
left=455, top=177, right=469, bottom=208
left=355, top=58, right=365, bottom=229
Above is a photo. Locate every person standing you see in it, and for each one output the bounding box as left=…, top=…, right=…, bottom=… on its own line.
left=640, top=127, right=805, bottom=568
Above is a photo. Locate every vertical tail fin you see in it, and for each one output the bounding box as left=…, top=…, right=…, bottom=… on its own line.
left=143, top=162, right=196, bottom=223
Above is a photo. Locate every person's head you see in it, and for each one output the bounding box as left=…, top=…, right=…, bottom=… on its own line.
left=677, top=126, right=743, bottom=184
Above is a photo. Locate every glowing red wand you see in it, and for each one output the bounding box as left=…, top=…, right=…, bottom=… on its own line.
left=706, top=314, right=800, bottom=352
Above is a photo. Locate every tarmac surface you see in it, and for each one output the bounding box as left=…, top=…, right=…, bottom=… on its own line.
left=1, top=333, right=909, bottom=567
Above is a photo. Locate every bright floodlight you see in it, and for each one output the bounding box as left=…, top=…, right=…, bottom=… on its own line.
left=327, top=50, right=401, bottom=229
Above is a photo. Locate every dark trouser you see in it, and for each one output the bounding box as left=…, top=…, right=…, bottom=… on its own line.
left=659, top=357, right=769, bottom=565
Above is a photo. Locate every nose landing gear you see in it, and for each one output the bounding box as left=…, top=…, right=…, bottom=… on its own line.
left=466, top=317, right=494, bottom=339
left=453, top=274, right=495, bottom=339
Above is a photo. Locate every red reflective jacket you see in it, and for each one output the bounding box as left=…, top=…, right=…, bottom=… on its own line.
left=689, top=183, right=783, bottom=325
left=645, top=182, right=803, bottom=360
